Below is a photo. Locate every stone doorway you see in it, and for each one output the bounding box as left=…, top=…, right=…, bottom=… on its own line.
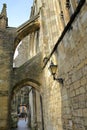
left=10, top=84, right=43, bottom=130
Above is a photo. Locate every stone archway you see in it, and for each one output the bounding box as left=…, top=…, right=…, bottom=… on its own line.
left=12, top=80, right=41, bottom=95
left=11, top=79, right=43, bottom=130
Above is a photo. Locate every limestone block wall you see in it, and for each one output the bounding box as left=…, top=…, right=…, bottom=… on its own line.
left=42, top=73, right=63, bottom=130
left=42, top=1, right=87, bottom=130
left=0, top=28, right=15, bottom=130
left=57, top=4, right=87, bottom=130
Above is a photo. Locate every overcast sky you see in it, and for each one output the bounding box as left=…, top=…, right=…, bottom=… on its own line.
left=0, top=0, right=33, bottom=27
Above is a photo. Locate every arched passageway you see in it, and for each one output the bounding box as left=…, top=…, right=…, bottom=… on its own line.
left=11, top=80, right=43, bottom=130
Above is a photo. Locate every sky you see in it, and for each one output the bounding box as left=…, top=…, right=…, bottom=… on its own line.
left=0, top=0, right=33, bottom=27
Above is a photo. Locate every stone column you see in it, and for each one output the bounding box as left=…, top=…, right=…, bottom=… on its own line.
left=32, top=89, right=37, bottom=128
left=0, top=30, right=14, bottom=130
left=29, top=89, right=34, bottom=128
left=36, top=91, right=42, bottom=130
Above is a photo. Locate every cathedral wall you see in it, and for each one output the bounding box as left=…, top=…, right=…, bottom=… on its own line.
left=0, top=29, right=14, bottom=130
left=42, top=2, right=87, bottom=130
left=57, top=4, right=87, bottom=130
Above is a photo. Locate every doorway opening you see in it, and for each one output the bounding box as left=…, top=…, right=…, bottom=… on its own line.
left=11, top=85, right=43, bottom=130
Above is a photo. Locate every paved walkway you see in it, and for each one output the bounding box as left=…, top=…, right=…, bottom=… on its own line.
left=12, top=118, right=30, bottom=130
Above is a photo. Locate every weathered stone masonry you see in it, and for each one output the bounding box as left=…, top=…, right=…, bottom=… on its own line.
left=41, top=1, right=87, bottom=130
left=0, top=0, right=87, bottom=130
left=0, top=27, right=15, bottom=129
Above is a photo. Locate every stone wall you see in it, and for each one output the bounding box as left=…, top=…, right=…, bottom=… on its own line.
left=0, top=28, right=15, bottom=130
left=58, top=4, right=87, bottom=130
left=41, top=1, right=87, bottom=130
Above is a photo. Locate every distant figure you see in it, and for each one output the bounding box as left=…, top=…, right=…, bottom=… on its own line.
left=19, top=106, right=24, bottom=118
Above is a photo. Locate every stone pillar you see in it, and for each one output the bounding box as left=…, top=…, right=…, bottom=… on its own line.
left=32, top=89, right=37, bottom=128
left=29, top=89, right=34, bottom=128
left=0, top=30, right=14, bottom=129
left=36, top=92, right=42, bottom=130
